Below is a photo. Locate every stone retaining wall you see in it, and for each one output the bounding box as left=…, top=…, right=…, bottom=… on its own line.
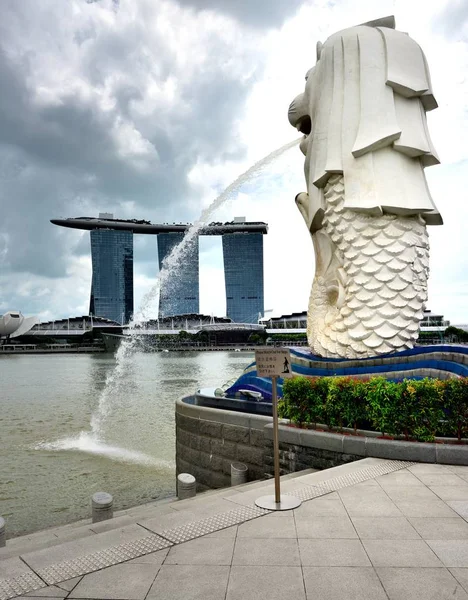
left=263, top=424, right=468, bottom=471
left=176, top=399, right=270, bottom=491
left=176, top=398, right=468, bottom=491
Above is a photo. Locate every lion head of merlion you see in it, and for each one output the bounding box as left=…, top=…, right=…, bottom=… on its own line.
left=288, top=16, right=443, bottom=359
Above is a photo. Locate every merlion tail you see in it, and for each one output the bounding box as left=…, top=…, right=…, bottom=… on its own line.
left=308, top=174, right=429, bottom=358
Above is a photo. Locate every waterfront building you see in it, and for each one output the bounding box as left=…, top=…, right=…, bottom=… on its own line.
left=222, top=227, right=264, bottom=324
left=0, top=311, right=39, bottom=339
left=261, top=309, right=462, bottom=345
left=89, top=228, right=133, bottom=324
left=51, top=215, right=267, bottom=323
left=260, top=311, right=308, bottom=331
left=157, top=233, right=199, bottom=318
left=101, top=315, right=265, bottom=351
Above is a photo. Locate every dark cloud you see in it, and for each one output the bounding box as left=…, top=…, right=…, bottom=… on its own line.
left=433, top=0, right=468, bottom=40
left=0, top=147, right=91, bottom=277
left=0, top=0, right=267, bottom=310
left=72, top=232, right=92, bottom=257
left=176, top=0, right=303, bottom=28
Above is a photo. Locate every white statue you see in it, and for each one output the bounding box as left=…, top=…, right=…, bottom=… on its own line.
left=288, top=16, right=442, bottom=358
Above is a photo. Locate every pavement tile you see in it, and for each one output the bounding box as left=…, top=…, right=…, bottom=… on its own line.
left=339, top=493, right=402, bottom=517
left=226, top=566, right=305, bottom=600
left=45, top=527, right=95, bottom=545
left=447, top=467, right=468, bottom=476
left=376, top=471, right=426, bottom=487
left=293, top=492, right=348, bottom=516
left=125, top=548, right=169, bottom=564
left=412, top=473, right=467, bottom=487
left=409, top=517, right=468, bottom=540
left=343, top=479, right=381, bottom=489
left=394, top=499, right=458, bottom=518
left=448, top=501, right=468, bottom=520
left=232, top=538, right=300, bottom=566
left=124, top=503, right=176, bottom=520
left=24, top=586, right=67, bottom=597
left=204, top=525, right=238, bottom=538
left=9, top=459, right=468, bottom=600
left=69, top=563, right=160, bottom=599
left=55, top=577, right=82, bottom=592
left=408, top=464, right=452, bottom=474
left=165, top=537, right=235, bottom=565
left=381, top=485, right=440, bottom=502
left=0, top=556, right=37, bottom=578
left=259, top=509, right=292, bottom=518
left=0, top=529, right=83, bottom=560
left=147, top=565, right=229, bottom=600
left=338, top=486, right=385, bottom=503
left=89, top=515, right=136, bottom=533
left=169, top=498, right=240, bottom=515
left=351, top=517, right=420, bottom=540
left=450, top=568, right=468, bottom=592
left=298, top=539, right=371, bottom=566
left=363, top=539, right=443, bottom=567
left=377, top=567, right=468, bottom=599
left=138, top=509, right=206, bottom=533
left=222, top=489, right=266, bottom=507
left=280, top=480, right=314, bottom=496
left=21, top=524, right=148, bottom=570
left=427, top=540, right=468, bottom=567
left=294, top=515, right=358, bottom=538
left=430, top=486, right=468, bottom=501
left=14, top=597, right=64, bottom=600
left=302, top=566, right=388, bottom=600
left=237, top=514, right=296, bottom=538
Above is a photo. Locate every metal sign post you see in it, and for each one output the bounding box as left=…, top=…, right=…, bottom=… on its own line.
left=254, top=348, right=301, bottom=511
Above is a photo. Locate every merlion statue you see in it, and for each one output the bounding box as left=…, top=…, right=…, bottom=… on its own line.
left=288, top=15, right=442, bottom=359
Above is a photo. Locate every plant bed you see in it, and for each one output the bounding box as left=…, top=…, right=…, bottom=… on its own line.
left=266, top=422, right=468, bottom=465
left=284, top=420, right=468, bottom=445
left=279, top=375, right=468, bottom=444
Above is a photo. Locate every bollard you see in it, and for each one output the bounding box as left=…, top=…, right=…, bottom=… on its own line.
left=92, top=492, right=113, bottom=523
left=231, top=462, right=248, bottom=486
left=177, top=473, right=196, bottom=500
left=0, top=516, right=5, bottom=548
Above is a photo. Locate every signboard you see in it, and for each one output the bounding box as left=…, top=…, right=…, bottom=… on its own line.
left=255, top=347, right=293, bottom=378
left=254, top=346, right=301, bottom=511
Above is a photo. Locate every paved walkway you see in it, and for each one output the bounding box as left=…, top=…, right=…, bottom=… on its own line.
left=2, top=458, right=468, bottom=599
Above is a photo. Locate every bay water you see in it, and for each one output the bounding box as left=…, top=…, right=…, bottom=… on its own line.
left=0, top=351, right=252, bottom=538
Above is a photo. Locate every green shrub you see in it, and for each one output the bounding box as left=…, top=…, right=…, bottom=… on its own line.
left=365, top=377, right=402, bottom=437
left=343, top=378, right=368, bottom=433
left=279, top=377, right=313, bottom=425
left=325, top=377, right=367, bottom=432
left=281, top=376, right=328, bottom=427
left=443, top=378, right=468, bottom=442
left=398, top=379, right=445, bottom=442
left=280, top=374, right=467, bottom=442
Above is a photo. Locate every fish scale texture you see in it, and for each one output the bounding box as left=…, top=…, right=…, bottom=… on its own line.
left=308, top=174, right=429, bottom=358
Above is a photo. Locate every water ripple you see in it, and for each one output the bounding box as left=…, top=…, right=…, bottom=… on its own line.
left=33, top=432, right=174, bottom=470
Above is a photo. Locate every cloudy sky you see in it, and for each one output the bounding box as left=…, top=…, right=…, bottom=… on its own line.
left=0, top=0, right=467, bottom=324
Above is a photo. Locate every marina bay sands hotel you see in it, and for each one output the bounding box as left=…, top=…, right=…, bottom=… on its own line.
left=51, top=214, right=268, bottom=325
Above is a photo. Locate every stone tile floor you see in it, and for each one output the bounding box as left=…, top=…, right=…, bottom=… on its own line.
left=3, top=459, right=468, bottom=599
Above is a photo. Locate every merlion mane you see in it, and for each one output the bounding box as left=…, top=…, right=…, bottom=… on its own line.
left=288, top=15, right=442, bottom=359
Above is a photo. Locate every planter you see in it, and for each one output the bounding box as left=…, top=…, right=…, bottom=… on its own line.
left=270, top=422, right=468, bottom=465
left=284, top=421, right=468, bottom=445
